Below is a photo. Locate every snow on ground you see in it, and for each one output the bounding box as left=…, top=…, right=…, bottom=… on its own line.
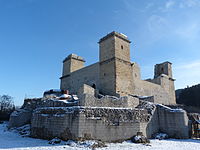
left=0, top=122, right=200, bottom=150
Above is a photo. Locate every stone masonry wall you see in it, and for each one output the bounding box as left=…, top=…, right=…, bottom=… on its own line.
left=30, top=103, right=189, bottom=141
left=60, top=62, right=99, bottom=95
left=157, top=105, right=189, bottom=138
left=31, top=107, right=150, bottom=142
left=115, top=59, right=134, bottom=96
left=9, top=98, right=78, bottom=128
left=132, top=79, right=173, bottom=105
left=79, top=93, right=139, bottom=108
left=31, top=107, right=80, bottom=140
left=77, top=107, right=149, bottom=142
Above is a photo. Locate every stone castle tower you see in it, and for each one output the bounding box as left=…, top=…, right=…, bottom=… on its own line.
left=60, top=31, right=176, bottom=105
left=62, top=54, right=85, bottom=77
left=99, top=32, right=134, bottom=96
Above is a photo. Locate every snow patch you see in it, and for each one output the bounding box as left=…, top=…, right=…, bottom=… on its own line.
left=155, top=133, right=169, bottom=140
left=157, top=104, right=185, bottom=112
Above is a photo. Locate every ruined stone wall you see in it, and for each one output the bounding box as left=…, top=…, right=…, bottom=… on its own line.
left=30, top=102, right=189, bottom=141
left=31, top=107, right=150, bottom=142
left=8, top=109, right=32, bottom=128
left=77, top=107, right=149, bottom=142
left=9, top=98, right=78, bottom=128
left=79, top=94, right=139, bottom=108
left=136, top=101, right=189, bottom=139
left=157, top=105, right=189, bottom=138
left=31, top=107, right=80, bottom=140
left=60, top=62, right=99, bottom=94
left=78, top=84, right=95, bottom=97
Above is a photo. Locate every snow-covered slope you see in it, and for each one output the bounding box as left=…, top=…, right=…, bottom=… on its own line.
left=0, top=122, right=199, bottom=150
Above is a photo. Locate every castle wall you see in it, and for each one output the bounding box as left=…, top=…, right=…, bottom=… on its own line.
left=9, top=98, right=78, bottom=128
left=31, top=107, right=151, bottom=142
left=156, top=105, right=189, bottom=138
left=133, top=80, right=171, bottom=104
left=31, top=107, right=80, bottom=140
left=78, top=93, right=139, bottom=108
left=77, top=113, right=143, bottom=142
left=99, top=60, right=116, bottom=96
left=115, top=59, right=134, bottom=96
left=60, top=62, right=99, bottom=94
left=9, top=109, right=32, bottom=128
left=30, top=105, right=189, bottom=141
left=131, top=64, right=176, bottom=105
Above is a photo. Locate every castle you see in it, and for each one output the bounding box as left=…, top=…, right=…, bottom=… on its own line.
left=60, top=31, right=176, bottom=105
left=9, top=31, right=189, bottom=142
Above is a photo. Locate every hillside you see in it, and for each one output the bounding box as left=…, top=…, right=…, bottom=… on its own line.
left=176, top=84, right=200, bottom=107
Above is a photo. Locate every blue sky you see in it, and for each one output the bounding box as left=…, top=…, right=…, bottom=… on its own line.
left=0, top=0, right=200, bottom=106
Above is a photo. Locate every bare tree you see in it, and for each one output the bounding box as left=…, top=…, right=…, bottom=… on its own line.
left=0, top=95, right=15, bottom=121
left=0, top=95, right=14, bottom=111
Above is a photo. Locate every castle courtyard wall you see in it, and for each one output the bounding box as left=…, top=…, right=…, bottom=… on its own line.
left=131, top=78, right=176, bottom=105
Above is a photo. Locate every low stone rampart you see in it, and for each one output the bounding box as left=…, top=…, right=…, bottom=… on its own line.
left=9, top=98, right=78, bottom=128
left=8, top=109, right=32, bottom=128
left=31, top=106, right=150, bottom=142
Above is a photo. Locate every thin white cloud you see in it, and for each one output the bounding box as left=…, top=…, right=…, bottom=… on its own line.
left=175, top=23, right=200, bottom=40
left=145, top=3, right=154, bottom=9
left=174, top=60, right=200, bottom=89
left=147, top=15, right=170, bottom=39
left=176, top=60, right=200, bottom=69
left=145, top=1, right=200, bottom=42
left=179, top=0, right=200, bottom=8
left=166, top=0, right=175, bottom=9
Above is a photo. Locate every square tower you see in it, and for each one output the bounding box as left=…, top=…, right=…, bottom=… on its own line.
left=99, top=31, right=134, bottom=96
left=99, top=32, right=131, bottom=62
left=62, top=54, right=85, bottom=76
left=154, top=61, right=173, bottom=78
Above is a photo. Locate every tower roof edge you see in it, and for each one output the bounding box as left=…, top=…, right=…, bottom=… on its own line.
left=98, top=31, right=131, bottom=43
left=63, top=53, right=85, bottom=63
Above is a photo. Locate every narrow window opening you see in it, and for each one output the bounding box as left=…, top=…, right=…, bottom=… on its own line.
left=92, top=84, right=96, bottom=89
left=161, top=67, right=164, bottom=72
left=121, top=45, right=123, bottom=49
